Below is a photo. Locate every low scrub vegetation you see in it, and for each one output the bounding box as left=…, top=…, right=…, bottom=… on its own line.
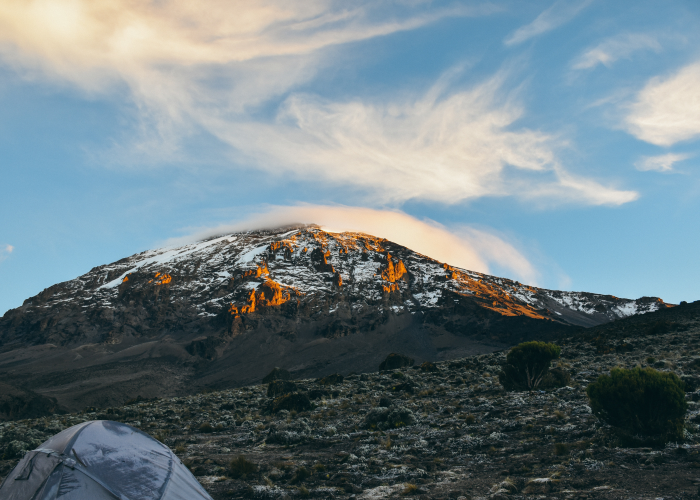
left=499, top=341, right=564, bottom=391
left=586, top=367, right=687, bottom=444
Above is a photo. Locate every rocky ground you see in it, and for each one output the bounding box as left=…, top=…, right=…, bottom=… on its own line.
left=1, top=302, right=700, bottom=499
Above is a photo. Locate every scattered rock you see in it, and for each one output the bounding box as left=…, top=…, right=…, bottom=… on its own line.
left=262, top=368, right=291, bottom=384
left=267, top=381, right=298, bottom=397
left=268, top=392, right=312, bottom=414
left=420, top=361, right=439, bottom=372
left=363, top=405, right=417, bottom=430
left=316, top=374, right=344, bottom=386
left=379, top=353, right=414, bottom=371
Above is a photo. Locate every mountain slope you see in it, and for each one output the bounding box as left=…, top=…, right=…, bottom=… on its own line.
left=0, top=225, right=670, bottom=411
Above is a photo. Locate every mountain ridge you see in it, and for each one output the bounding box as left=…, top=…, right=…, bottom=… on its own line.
left=0, top=225, right=671, bottom=413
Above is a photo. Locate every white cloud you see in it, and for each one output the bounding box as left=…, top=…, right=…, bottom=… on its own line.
left=504, top=0, right=592, bottom=46
left=0, top=0, right=489, bottom=164
left=206, top=73, right=637, bottom=206
left=572, top=33, right=661, bottom=70
left=635, top=153, right=690, bottom=172
left=0, top=244, right=13, bottom=263
left=0, top=1, right=475, bottom=105
left=625, top=61, right=700, bottom=146
left=0, top=1, right=636, bottom=207
left=164, top=205, right=541, bottom=285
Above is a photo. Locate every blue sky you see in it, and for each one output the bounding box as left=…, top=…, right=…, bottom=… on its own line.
left=1, top=0, right=699, bottom=315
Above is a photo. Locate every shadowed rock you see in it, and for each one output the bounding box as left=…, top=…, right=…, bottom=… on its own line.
left=379, top=353, right=415, bottom=371
left=267, top=380, right=298, bottom=397
left=262, top=368, right=291, bottom=384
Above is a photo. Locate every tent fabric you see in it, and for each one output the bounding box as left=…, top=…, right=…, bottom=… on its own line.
left=0, top=420, right=213, bottom=500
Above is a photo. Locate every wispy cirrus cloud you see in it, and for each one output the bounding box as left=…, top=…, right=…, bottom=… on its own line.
left=504, top=0, right=593, bottom=46
left=625, top=61, right=700, bottom=146
left=207, top=71, right=638, bottom=206
left=0, top=0, right=480, bottom=103
left=164, top=205, right=541, bottom=285
left=0, top=1, right=636, bottom=208
left=572, top=33, right=661, bottom=70
left=0, top=244, right=13, bottom=263
left=635, top=153, right=690, bottom=172
left=0, top=0, right=492, bottom=164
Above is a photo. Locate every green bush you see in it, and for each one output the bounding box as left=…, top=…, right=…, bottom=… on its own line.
left=198, top=422, right=214, bottom=433
left=540, top=367, right=571, bottom=389
left=553, top=443, right=569, bottom=456
left=499, top=341, right=561, bottom=391
left=229, top=455, right=258, bottom=479
left=290, top=466, right=310, bottom=484
left=586, top=367, right=687, bottom=444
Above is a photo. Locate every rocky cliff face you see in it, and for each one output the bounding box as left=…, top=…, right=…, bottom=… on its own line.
left=0, top=225, right=670, bottom=412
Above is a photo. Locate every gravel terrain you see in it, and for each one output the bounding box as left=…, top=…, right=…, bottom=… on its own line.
left=2, top=302, right=699, bottom=499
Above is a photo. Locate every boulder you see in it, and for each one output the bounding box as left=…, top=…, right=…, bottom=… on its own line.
left=420, top=361, right=439, bottom=372
left=317, top=373, right=344, bottom=386
left=379, top=353, right=415, bottom=371
left=269, top=392, right=312, bottom=413
left=262, top=367, right=291, bottom=384
left=267, top=380, right=298, bottom=397
left=307, top=389, right=330, bottom=400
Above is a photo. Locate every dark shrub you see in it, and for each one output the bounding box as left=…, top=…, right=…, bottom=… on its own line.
left=266, top=419, right=312, bottom=445
left=379, top=353, right=414, bottom=371
left=267, top=380, right=298, bottom=397
left=420, top=361, right=439, bottom=372
left=270, top=392, right=312, bottom=413
left=390, top=382, right=416, bottom=394
left=198, top=422, right=214, bottom=433
left=307, top=389, right=330, bottom=400
left=499, top=341, right=561, bottom=391
left=290, top=466, right=310, bottom=484
left=681, top=375, right=700, bottom=392
left=317, top=373, right=344, bottom=386
left=379, top=397, right=392, bottom=407
left=262, top=367, right=291, bottom=384
left=540, top=367, right=571, bottom=389
left=229, top=455, right=258, bottom=479
left=686, top=358, right=700, bottom=371
left=219, top=402, right=236, bottom=411
left=586, top=367, right=687, bottom=444
left=554, top=443, right=569, bottom=456
left=363, top=405, right=416, bottom=430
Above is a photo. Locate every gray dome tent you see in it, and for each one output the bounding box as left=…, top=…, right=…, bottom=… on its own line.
left=0, top=420, right=213, bottom=500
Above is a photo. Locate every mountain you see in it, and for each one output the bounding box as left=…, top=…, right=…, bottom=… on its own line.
left=0, top=225, right=671, bottom=413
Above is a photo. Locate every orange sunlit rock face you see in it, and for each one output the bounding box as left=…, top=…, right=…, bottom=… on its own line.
left=446, top=267, right=550, bottom=320
left=269, top=241, right=295, bottom=253
left=382, top=283, right=400, bottom=294
left=334, top=273, right=343, bottom=287
left=310, top=247, right=335, bottom=273
left=381, top=254, right=407, bottom=282
left=229, top=280, right=301, bottom=318
left=153, top=273, right=172, bottom=285
left=241, top=263, right=269, bottom=279
left=240, top=290, right=257, bottom=314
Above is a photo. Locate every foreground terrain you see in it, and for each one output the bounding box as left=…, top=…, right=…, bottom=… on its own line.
left=1, top=302, right=699, bottom=499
